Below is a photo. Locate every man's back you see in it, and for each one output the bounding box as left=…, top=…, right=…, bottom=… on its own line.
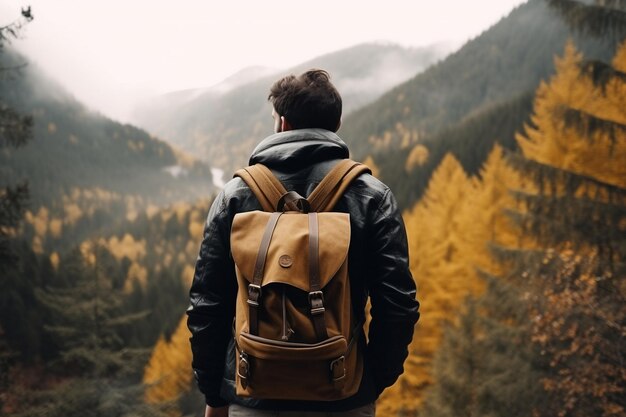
left=187, top=71, right=419, bottom=417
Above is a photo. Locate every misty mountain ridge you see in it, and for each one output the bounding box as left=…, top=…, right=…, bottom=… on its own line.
left=340, top=0, right=614, bottom=162
left=131, top=65, right=279, bottom=130
left=197, top=65, right=280, bottom=95
left=130, top=41, right=455, bottom=172
left=343, top=0, right=615, bottom=209
left=0, top=47, right=215, bottom=213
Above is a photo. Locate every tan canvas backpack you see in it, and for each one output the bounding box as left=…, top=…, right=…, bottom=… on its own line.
left=230, top=159, right=370, bottom=401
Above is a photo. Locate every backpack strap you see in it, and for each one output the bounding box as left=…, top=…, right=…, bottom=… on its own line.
left=307, top=159, right=372, bottom=212
left=234, top=164, right=288, bottom=212
left=235, top=159, right=371, bottom=212
left=248, top=211, right=283, bottom=335
left=308, top=212, right=328, bottom=340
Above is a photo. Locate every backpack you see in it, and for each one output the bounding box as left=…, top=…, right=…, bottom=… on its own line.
left=230, top=159, right=371, bottom=401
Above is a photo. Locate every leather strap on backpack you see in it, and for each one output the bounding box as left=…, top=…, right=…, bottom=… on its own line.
left=234, top=165, right=289, bottom=212
left=234, top=159, right=371, bottom=213
left=307, top=160, right=371, bottom=212
left=308, top=212, right=328, bottom=340
left=247, top=211, right=283, bottom=335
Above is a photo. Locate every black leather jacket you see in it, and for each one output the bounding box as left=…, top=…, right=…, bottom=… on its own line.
left=187, top=129, right=420, bottom=412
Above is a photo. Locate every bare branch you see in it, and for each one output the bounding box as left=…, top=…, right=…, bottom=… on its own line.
left=0, top=6, right=34, bottom=49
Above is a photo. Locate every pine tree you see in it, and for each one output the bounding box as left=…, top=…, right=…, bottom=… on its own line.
left=0, top=8, right=33, bottom=269
left=0, top=11, right=36, bottom=412
left=547, top=0, right=626, bottom=49
left=13, top=244, right=168, bottom=417
left=34, top=245, right=146, bottom=377
left=422, top=276, right=545, bottom=417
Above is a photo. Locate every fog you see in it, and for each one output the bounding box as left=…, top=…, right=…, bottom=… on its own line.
left=1, top=0, right=526, bottom=123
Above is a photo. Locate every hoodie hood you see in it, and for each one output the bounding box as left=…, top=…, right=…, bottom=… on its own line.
left=249, top=129, right=349, bottom=169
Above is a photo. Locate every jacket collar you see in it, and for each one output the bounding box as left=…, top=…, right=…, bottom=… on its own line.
left=249, top=128, right=350, bottom=168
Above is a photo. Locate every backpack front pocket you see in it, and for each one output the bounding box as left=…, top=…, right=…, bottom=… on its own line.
left=235, top=332, right=352, bottom=400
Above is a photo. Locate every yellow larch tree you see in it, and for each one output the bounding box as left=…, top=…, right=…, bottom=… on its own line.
left=405, top=144, right=429, bottom=173
left=517, top=40, right=626, bottom=189
left=143, top=314, right=193, bottom=413
left=377, top=153, right=478, bottom=416
left=458, top=144, right=530, bottom=277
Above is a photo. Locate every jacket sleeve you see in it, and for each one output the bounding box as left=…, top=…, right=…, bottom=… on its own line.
left=186, top=191, right=237, bottom=407
left=365, top=188, right=420, bottom=395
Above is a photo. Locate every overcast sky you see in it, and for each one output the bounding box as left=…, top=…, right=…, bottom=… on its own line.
left=2, top=0, right=527, bottom=122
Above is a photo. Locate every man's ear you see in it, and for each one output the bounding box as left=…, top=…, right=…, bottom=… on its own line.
left=280, top=116, right=292, bottom=132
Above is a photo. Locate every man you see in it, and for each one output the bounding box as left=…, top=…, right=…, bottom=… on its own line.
left=187, top=69, right=419, bottom=417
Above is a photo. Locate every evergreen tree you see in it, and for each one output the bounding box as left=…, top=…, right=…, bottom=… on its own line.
left=34, top=246, right=141, bottom=376
left=422, top=277, right=545, bottom=417
left=11, top=244, right=167, bottom=417
left=0, top=8, right=33, bottom=269
left=547, top=0, right=626, bottom=49
left=0, top=10, right=35, bottom=413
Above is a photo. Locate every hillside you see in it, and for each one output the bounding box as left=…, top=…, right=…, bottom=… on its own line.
left=343, top=0, right=616, bottom=211
left=131, top=42, right=453, bottom=172
left=377, top=91, right=535, bottom=208
left=2, top=197, right=211, bottom=414
left=0, top=49, right=214, bottom=208
left=131, top=65, right=278, bottom=142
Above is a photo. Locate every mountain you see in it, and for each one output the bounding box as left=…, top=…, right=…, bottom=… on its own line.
left=131, top=65, right=278, bottom=139
left=341, top=0, right=616, bottom=209
left=130, top=42, right=454, bottom=173
left=0, top=48, right=216, bottom=251
left=0, top=48, right=214, bottom=206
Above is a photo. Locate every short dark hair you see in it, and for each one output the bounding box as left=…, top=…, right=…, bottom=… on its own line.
left=268, top=69, right=342, bottom=132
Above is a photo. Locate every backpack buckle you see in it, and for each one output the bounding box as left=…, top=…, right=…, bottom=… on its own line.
left=308, top=291, right=325, bottom=315
left=330, top=356, right=346, bottom=382
left=238, top=352, right=250, bottom=389
left=247, top=284, right=262, bottom=307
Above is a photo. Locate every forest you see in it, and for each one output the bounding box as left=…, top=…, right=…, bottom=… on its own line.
left=1, top=1, right=624, bottom=416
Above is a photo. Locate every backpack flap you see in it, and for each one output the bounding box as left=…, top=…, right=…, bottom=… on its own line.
left=230, top=211, right=350, bottom=292
left=231, top=211, right=351, bottom=340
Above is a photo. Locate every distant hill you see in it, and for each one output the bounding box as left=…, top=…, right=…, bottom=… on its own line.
left=0, top=48, right=214, bottom=211
left=341, top=0, right=616, bottom=210
left=131, top=65, right=278, bottom=141
left=131, top=42, right=453, bottom=173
